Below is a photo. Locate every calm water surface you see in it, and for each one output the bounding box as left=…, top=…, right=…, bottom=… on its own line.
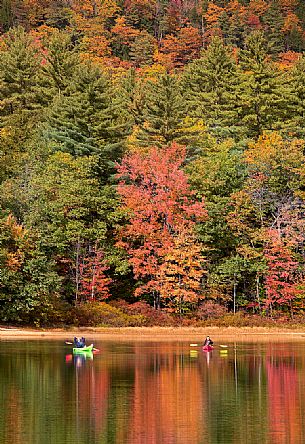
left=0, top=340, right=305, bottom=444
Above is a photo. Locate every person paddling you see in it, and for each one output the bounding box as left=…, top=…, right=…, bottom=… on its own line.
left=203, top=336, right=213, bottom=347
left=74, top=337, right=86, bottom=348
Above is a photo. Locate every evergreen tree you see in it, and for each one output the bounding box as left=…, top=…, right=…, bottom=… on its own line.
left=130, top=31, right=155, bottom=67
left=281, top=55, right=305, bottom=138
left=186, top=139, right=245, bottom=264
left=135, top=73, right=196, bottom=147
left=0, top=27, right=42, bottom=138
left=261, top=1, right=285, bottom=55
left=183, top=37, right=242, bottom=141
left=0, top=0, right=28, bottom=31
left=0, top=0, right=13, bottom=31
left=284, top=21, right=304, bottom=52
left=219, top=11, right=231, bottom=44
left=39, top=32, right=81, bottom=103
left=0, top=27, right=44, bottom=189
left=44, top=62, right=128, bottom=175
left=239, top=31, right=289, bottom=138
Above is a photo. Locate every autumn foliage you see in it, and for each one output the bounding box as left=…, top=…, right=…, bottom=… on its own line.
left=116, top=143, right=207, bottom=310
left=3, top=1, right=305, bottom=325
left=263, top=229, right=300, bottom=312
left=79, top=248, right=112, bottom=301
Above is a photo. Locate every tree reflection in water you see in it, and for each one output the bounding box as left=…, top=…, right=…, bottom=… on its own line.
left=0, top=341, right=305, bottom=443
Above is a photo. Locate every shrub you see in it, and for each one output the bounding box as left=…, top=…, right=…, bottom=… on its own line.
left=110, top=299, right=175, bottom=326
left=72, top=301, right=146, bottom=327
left=196, top=301, right=228, bottom=320
left=33, top=298, right=73, bottom=327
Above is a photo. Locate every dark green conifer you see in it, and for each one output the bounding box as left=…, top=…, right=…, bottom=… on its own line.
left=136, top=73, right=195, bottom=147
left=261, top=1, right=285, bottom=56
left=130, top=31, right=155, bottom=67
left=285, top=25, right=304, bottom=52
left=284, top=55, right=305, bottom=138
left=0, top=0, right=13, bottom=31
left=44, top=62, right=128, bottom=175
left=239, top=31, right=289, bottom=138
left=39, top=32, right=81, bottom=103
left=0, top=27, right=42, bottom=135
left=183, top=37, right=242, bottom=141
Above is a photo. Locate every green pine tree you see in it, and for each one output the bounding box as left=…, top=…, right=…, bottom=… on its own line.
left=219, top=11, right=231, bottom=44
left=0, top=0, right=28, bottom=31
left=285, top=24, right=304, bottom=52
left=229, top=12, right=244, bottom=48
left=44, top=62, right=129, bottom=175
left=239, top=31, right=289, bottom=138
left=183, top=37, right=242, bottom=141
left=284, top=55, right=305, bottom=138
left=136, top=73, right=197, bottom=147
left=0, top=27, right=44, bottom=186
left=0, top=0, right=13, bottom=31
left=130, top=31, right=155, bottom=67
left=0, top=27, right=42, bottom=138
left=261, top=1, right=285, bottom=56
left=39, top=32, right=81, bottom=104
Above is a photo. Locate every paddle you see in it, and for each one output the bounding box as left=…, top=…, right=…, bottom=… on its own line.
left=190, top=343, right=228, bottom=348
left=65, top=341, right=100, bottom=352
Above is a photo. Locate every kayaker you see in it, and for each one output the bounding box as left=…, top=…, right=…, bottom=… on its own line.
left=74, top=337, right=86, bottom=348
left=203, top=336, right=213, bottom=347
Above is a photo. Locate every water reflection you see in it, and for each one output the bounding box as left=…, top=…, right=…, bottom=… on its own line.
left=65, top=351, right=94, bottom=367
left=0, top=341, right=305, bottom=443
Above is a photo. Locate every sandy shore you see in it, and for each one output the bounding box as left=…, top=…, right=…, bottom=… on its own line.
left=1, top=326, right=305, bottom=342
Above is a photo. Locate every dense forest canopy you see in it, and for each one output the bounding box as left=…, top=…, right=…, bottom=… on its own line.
left=1, top=0, right=305, bottom=325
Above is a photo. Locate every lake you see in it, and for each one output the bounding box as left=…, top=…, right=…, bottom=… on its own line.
left=0, top=339, right=305, bottom=444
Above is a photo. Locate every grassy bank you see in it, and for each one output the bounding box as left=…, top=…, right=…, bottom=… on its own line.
left=1, top=326, right=305, bottom=342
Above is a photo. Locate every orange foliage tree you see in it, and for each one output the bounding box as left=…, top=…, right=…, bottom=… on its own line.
left=160, top=26, right=202, bottom=68
left=158, top=228, right=204, bottom=313
left=116, top=143, right=207, bottom=309
left=79, top=248, right=112, bottom=301
left=203, top=3, right=224, bottom=41
left=70, top=0, right=118, bottom=61
left=263, top=229, right=300, bottom=315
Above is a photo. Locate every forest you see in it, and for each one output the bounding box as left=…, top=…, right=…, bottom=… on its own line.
left=1, top=0, right=305, bottom=326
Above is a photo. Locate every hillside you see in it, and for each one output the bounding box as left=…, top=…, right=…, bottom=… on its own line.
left=1, top=1, right=305, bottom=326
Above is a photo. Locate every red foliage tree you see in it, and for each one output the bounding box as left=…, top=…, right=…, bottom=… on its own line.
left=79, top=248, right=112, bottom=301
left=263, top=229, right=300, bottom=314
left=160, top=26, right=202, bottom=68
left=116, top=143, right=207, bottom=308
left=245, top=13, right=262, bottom=30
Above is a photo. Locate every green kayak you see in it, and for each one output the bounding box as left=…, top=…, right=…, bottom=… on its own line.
left=73, top=344, right=94, bottom=354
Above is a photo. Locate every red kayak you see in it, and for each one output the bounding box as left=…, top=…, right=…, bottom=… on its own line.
left=202, top=345, right=214, bottom=352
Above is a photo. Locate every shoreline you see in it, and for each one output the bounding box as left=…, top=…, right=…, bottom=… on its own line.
left=1, top=326, right=305, bottom=342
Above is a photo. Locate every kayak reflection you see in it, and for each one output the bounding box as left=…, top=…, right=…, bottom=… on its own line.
left=65, top=351, right=93, bottom=367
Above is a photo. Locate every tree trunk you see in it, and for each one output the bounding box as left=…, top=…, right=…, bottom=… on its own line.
left=256, top=273, right=261, bottom=314
left=201, top=15, right=206, bottom=48
left=91, top=262, right=96, bottom=301
left=233, top=273, right=237, bottom=314
left=75, top=237, right=81, bottom=305
left=289, top=300, right=294, bottom=319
